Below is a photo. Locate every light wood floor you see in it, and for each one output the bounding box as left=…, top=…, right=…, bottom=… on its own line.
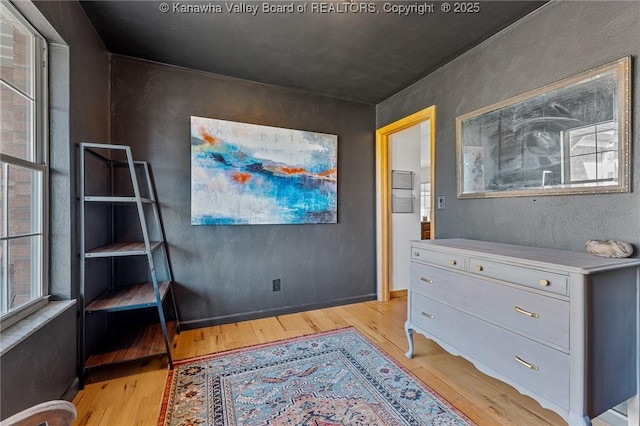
left=72, top=297, right=608, bottom=425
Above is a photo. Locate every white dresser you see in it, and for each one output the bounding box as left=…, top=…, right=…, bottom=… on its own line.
left=405, top=239, right=640, bottom=426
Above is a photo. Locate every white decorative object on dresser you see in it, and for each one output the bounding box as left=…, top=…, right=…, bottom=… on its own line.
left=405, top=238, right=640, bottom=426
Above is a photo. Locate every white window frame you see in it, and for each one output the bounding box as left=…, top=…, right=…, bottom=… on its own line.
left=0, top=0, right=49, bottom=330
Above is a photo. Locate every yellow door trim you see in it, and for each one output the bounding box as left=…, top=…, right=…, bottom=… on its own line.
left=375, top=106, right=436, bottom=302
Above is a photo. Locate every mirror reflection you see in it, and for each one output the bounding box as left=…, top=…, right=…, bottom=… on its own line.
left=457, top=57, right=630, bottom=198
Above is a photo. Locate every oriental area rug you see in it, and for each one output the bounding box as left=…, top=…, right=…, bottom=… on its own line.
left=158, top=327, right=474, bottom=425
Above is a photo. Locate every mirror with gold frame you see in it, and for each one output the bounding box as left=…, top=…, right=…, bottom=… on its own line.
left=456, top=56, right=631, bottom=198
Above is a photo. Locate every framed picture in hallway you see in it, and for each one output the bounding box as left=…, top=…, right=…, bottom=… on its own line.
left=191, top=116, right=338, bottom=225
left=456, top=56, right=631, bottom=198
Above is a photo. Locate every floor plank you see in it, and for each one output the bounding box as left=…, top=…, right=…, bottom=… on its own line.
left=73, top=297, right=611, bottom=425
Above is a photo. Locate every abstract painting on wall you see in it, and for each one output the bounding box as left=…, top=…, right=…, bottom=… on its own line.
left=191, top=116, right=338, bottom=225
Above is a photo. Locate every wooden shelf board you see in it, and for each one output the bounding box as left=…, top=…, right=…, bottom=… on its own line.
left=85, top=282, right=170, bottom=313
left=84, top=196, right=153, bottom=204
left=85, top=241, right=161, bottom=258
left=85, top=322, right=176, bottom=369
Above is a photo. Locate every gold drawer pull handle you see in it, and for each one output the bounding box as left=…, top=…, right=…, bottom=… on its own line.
left=475, top=265, right=483, bottom=272
left=420, top=277, right=433, bottom=284
left=539, top=279, right=550, bottom=286
left=514, top=355, right=539, bottom=371
left=515, top=306, right=539, bottom=318
left=450, top=259, right=457, bottom=266
left=414, top=252, right=420, bottom=257
left=421, top=312, right=434, bottom=319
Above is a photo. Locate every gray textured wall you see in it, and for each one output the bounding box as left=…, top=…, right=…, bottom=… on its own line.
left=110, top=56, right=376, bottom=327
left=377, top=1, right=640, bottom=253
left=1, top=1, right=110, bottom=419
left=0, top=306, right=76, bottom=419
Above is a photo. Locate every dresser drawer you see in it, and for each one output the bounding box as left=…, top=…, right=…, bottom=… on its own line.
left=411, top=247, right=466, bottom=271
left=410, top=263, right=569, bottom=349
left=410, top=292, right=569, bottom=409
left=469, top=257, right=568, bottom=296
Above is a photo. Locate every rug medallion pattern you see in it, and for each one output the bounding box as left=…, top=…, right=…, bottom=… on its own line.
left=159, top=328, right=473, bottom=425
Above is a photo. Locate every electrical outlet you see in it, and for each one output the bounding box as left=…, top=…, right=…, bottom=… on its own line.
left=437, top=196, right=446, bottom=210
left=272, top=278, right=281, bottom=292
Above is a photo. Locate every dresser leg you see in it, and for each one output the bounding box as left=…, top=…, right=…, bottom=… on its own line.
left=628, top=394, right=639, bottom=426
left=405, top=321, right=414, bottom=359
left=567, top=412, right=591, bottom=426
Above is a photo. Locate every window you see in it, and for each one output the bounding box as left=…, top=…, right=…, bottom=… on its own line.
left=419, top=183, right=430, bottom=221
left=563, top=122, right=618, bottom=186
left=1, top=0, right=48, bottom=327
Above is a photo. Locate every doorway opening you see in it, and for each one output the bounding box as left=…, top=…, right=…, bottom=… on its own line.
left=375, top=106, right=436, bottom=302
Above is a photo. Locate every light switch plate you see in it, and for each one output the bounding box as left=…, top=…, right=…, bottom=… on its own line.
left=437, top=196, right=446, bottom=210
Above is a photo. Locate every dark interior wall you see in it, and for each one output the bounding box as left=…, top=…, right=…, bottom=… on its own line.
left=110, top=56, right=376, bottom=327
left=377, top=1, right=640, bottom=253
left=1, top=1, right=110, bottom=419
left=0, top=305, right=76, bottom=419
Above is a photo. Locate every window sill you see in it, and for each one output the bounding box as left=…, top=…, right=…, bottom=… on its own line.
left=0, top=300, right=76, bottom=356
